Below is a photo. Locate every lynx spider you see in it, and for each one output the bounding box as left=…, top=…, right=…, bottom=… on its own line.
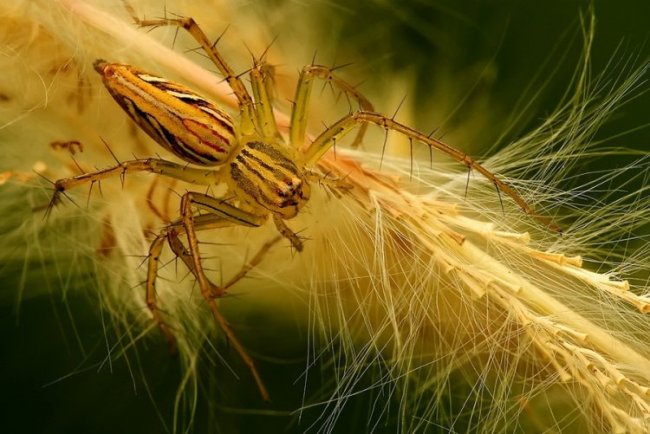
left=48, top=15, right=554, bottom=401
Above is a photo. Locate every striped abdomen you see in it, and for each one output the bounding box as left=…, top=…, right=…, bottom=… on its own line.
left=229, top=141, right=310, bottom=219
left=94, top=60, right=235, bottom=166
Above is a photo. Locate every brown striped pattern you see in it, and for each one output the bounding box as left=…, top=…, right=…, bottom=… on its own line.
left=230, top=141, right=310, bottom=218
left=95, top=61, right=235, bottom=166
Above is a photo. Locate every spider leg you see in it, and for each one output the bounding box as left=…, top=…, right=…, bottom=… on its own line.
left=221, top=235, right=283, bottom=290
left=179, top=192, right=271, bottom=400
left=145, top=177, right=170, bottom=223
left=250, top=61, right=281, bottom=140
left=166, top=218, right=283, bottom=293
left=146, top=229, right=181, bottom=352
left=272, top=215, right=303, bottom=252
left=50, top=158, right=220, bottom=209
left=290, top=65, right=374, bottom=151
left=146, top=213, right=274, bottom=351
left=168, top=226, right=283, bottom=292
left=305, top=111, right=560, bottom=232
left=130, top=14, right=257, bottom=135
left=147, top=215, right=234, bottom=353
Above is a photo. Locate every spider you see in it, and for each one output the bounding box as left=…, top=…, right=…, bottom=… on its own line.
left=48, top=16, right=554, bottom=401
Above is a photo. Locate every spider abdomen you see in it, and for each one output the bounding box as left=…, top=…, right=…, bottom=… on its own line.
left=229, top=141, right=310, bottom=218
left=94, top=60, right=235, bottom=166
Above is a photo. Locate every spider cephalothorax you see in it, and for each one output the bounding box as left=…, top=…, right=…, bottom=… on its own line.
left=227, top=140, right=311, bottom=218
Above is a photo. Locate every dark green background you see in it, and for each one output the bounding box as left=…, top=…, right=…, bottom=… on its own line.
left=2, top=1, right=648, bottom=433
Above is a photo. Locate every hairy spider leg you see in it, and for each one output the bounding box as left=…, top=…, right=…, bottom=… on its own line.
left=147, top=213, right=279, bottom=402
left=145, top=176, right=165, bottom=222
left=50, top=158, right=221, bottom=208
left=304, top=111, right=560, bottom=232
left=131, top=15, right=258, bottom=135
left=177, top=192, right=271, bottom=400
left=250, top=61, right=281, bottom=140
left=290, top=65, right=374, bottom=151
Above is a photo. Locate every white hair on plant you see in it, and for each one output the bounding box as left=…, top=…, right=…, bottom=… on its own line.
left=1, top=1, right=649, bottom=433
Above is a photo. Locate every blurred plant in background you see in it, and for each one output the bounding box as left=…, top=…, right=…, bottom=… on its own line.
left=1, top=1, right=649, bottom=433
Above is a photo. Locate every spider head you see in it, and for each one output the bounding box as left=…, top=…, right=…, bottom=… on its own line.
left=229, top=141, right=311, bottom=219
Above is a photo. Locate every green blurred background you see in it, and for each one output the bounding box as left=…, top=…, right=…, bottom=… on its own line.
left=1, top=1, right=648, bottom=433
